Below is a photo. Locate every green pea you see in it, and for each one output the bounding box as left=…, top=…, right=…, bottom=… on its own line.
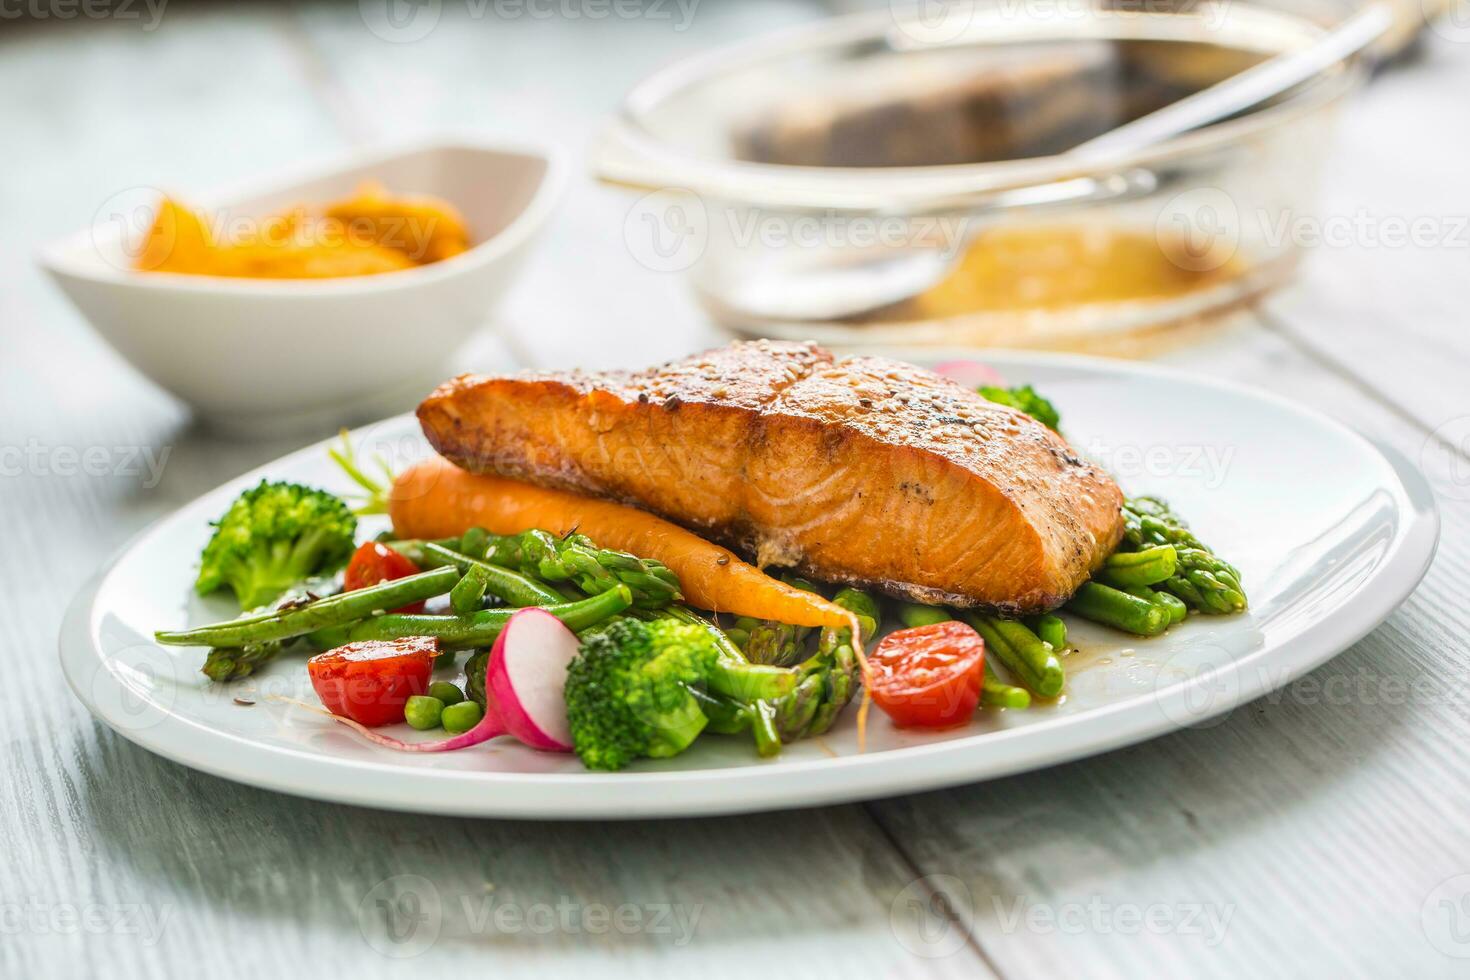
left=428, top=681, right=465, bottom=706
left=404, top=695, right=444, bottom=731
left=441, top=700, right=483, bottom=735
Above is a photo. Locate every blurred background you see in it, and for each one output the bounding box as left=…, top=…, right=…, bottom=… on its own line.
left=3, top=0, right=1466, bottom=504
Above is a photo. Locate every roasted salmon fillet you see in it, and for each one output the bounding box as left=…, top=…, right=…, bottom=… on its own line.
left=417, top=341, right=1124, bottom=614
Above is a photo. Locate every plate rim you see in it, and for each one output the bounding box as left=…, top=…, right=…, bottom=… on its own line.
left=59, top=350, right=1442, bottom=818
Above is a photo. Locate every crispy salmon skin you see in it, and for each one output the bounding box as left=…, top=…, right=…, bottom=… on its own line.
left=417, top=341, right=1123, bottom=614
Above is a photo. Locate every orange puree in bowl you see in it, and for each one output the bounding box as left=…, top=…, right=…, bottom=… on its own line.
left=135, top=181, right=471, bottom=280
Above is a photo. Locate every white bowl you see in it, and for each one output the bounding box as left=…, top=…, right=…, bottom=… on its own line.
left=40, top=138, right=564, bottom=435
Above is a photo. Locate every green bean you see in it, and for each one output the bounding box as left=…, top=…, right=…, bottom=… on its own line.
left=897, top=603, right=953, bottom=628
left=344, top=586, right=632, bottom=650
left=1099, top=545, right=1178, bottom=588
left=422, top=542, right=563, bottom=606
left=449, top=563, right=491, bottom=615
left=1066, top=582, right=1169, bottom=636
left=383, top=538, right=458, bottom=567
left=457, top=526, right=490, bottom=560
left=982, top=661, right=1031, bottom=709
left=156, top=566, right=461, bottom=648
left=962, top=614, right=1065, bottom=698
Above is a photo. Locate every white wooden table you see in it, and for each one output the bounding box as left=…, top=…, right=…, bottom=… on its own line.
left=4, top=5, right=1468, bottom=978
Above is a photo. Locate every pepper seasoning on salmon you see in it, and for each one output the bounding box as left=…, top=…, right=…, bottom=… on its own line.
left=416, top=340, right=1124, bottom=615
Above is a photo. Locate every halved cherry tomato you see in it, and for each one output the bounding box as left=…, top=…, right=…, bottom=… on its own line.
left=868, top=621, right=985, bottom=729
left=344, top=541, right=425, bottom=614
left=307, top=637, right=438, bottom=727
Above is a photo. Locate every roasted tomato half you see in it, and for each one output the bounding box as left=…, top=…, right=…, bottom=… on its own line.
left=307, top=636, right=438, bottom=727
left=868, top=621, right=985, bottom=729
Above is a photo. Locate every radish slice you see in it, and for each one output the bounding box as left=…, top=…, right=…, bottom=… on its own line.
left=284, top=607, right=579, bottom=754
left=484, top=608, right=577, bottom=752
left=933, top=359, right=1006, bottom=388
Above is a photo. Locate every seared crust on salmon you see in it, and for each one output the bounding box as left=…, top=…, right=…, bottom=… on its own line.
left=417, top=341, right=1123, bottom=614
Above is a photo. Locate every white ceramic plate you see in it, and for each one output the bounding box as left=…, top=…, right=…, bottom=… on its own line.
left=60, top=352, right=1439, bottom=818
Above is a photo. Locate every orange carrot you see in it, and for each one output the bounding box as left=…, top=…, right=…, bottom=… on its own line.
left=391, top=457, right=853, bottom=629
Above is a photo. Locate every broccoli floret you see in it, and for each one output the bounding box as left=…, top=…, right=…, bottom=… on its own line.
left=978, top=384, right=1061, bottom=431
left=195, top=480, right=357, bottom=610
left=563, top=618, right=720, bottom=771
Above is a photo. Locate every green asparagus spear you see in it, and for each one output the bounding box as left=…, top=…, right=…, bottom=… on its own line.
left=197, top=576, right=341, bottom=681
left=1066, top=581, right=1169, bottom=636
left=685, top=687, right=782, bottom=756
left=345, top=586, right=632, bottom=650
left=1154, top=590, right=1189, bottom=624
left=740, top=575, right=822, bottom=666
left=742, top=621, right=807, bottom=667
left=660, top=606, right=798, bottom=701
left=1124, top=585, right=1187, bottom=625
left=156, top=566, right=461, bottom=648
left=896, top=603, right=953, bottom=628
left=961, top=614, right=1065, bottom=698
left=201, top=642, right=281, bottom=683
left=488, top=529, right=682, bottom=609
left=1122, top=497, right=1246, bottom=614
left=1098, top=545, right=1177, bottom=588
left=803, top=629, right=858, bottom=737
